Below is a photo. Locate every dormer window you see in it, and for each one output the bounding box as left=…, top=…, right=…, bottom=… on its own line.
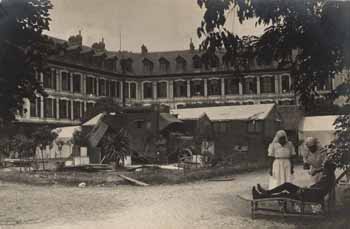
left=105, top=57, right=118, bottom=72
left=201, top=53, right=219, bottom=69
left=142, top=58, right=154, bottom=74
left=192, top=55, right=201, bottom=69
left=120, top=58, right=133, bottom=73
left=176, top=56, right=187, bottom=72
left=210, top=55, right=219, bottom=68
left=159, top=58, right=170, bottom=73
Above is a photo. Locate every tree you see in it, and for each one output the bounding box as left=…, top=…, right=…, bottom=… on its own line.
left=71, top=127, right=91, bottom=158
left=197, top=0, right=349, bottom=110
left=83, top=97, right=123, bottom=122
left=0, top=0, right=54, bottom=122
left=32, top=125, right=58, bottom=170
left=198, top=0, right=350, bottom=168
left=99, top=128, right=129, bottom=168
left=71, top=128, right=90, bottom=148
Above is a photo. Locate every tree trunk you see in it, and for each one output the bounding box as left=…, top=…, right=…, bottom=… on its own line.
left=40, top=147, right=45, bottom=171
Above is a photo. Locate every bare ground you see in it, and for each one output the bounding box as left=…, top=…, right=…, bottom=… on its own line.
left=1, top=166, right=349, bottom=229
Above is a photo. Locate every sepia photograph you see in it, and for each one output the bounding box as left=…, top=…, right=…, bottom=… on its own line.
left=0, top=0, right=350, bottom=228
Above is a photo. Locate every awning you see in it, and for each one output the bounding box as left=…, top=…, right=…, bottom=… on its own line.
left=52, top=126, right=81, bottom=143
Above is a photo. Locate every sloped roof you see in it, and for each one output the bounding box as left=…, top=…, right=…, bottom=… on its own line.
left=159, top=113, right=183, bottom=131
left=299, top=115, right=338, bottom=132
left=52, top=126, right=81, bottom=141
left=171, top=104, right=275, bottom=121
left=82, top=113, right=105, bottom=126
left=48, top=36, right=284, bottom=77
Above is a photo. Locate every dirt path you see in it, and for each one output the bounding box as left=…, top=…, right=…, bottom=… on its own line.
left=1, top=167, right=349, bottom=229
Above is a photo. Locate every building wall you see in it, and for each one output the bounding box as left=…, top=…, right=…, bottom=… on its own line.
left=123, top=110, right=158, bottom=156
left=181, top=108, right=281, bottom=160
left=18, top=38, right=341, bottom=125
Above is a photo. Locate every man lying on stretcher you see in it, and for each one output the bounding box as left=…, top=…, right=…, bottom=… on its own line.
left=252, top=160, right=336, bottom=203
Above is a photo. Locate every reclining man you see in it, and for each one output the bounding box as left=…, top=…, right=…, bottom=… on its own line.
left=252, top=160, right=336, bottom=203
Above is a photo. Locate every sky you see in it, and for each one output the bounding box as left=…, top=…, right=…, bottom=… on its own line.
left=47, top=0, right=265, bottom=53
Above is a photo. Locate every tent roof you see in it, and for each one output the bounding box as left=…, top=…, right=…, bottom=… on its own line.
left=299, top=115, right=338, bottom=132
left=82, top=113, right=105, bottom=126
left=53, top=126, right=81, bottom=141
left=170, top=104, right=275, bottom=121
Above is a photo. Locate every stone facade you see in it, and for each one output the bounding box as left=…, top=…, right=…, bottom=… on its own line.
left=18, top=34, right=340, bottom=125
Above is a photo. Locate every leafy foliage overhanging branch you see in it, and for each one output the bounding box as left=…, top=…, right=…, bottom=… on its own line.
left=197, top=0, right=349, bottom=109
left=0, top=0, right=55, bottom=121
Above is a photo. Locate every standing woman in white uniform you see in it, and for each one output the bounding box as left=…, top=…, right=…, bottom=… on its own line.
left=268, top=130, right=296, bottom=189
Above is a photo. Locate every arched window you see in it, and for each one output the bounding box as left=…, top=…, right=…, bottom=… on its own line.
left=176, top=56, right=187, bottom=72
left=159, top=57, right=170, bottom=73
left=142, top=58, right=154, bottom=74
left=192, top=55, right=201, bottom=69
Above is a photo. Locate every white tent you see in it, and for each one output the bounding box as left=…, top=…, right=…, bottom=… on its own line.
left=298, top=115, right=338, bottom=146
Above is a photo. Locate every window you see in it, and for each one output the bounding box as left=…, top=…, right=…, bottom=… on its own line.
left=61, top=72, right=71, bottom=91
left=214, top=122, right=226, bottom=135
left=121, top=58, right=133, bottom=73
left=247, top=120, right=263, bottom=133
left=135, top=120, right=144, bottom=129
left=59, top=99, right=71, bottom=120
left=124, top=82, right=130, bottom=98
left=143, top=82, right=153, bottom=99
left=72, top=73, right=81, bottom=93
left=44, top=97, right=56, bottom=118
left=142, top=59, right=154, bottom=74
left=99, top=79, right=106, bottom=96
left=210, top=55, right=219, bottom=68
left=260, top=76, right=275, bottom=94
left=159, top=58, right=170, bottom=73
left=190, top=79, right=204, bottom=97
left=110, top=81, right=116, bottom=97
left=115, top=81, right=120, bottom=98
left=173, top=80, right=187, bottom=97
left=176, top=56, right=187, bottom=72
left=243, top=77, right=257, bottom=94
left=130, top=82, right=137, bottom=99
left=281, top=75, right=290, bottom=93
left=86, top=76, right=97, bottom=95
left=30, top=97, right=41, bottom=118
left=224, top=78, right=239, bottom=95
left=43, top=69, right=56, bottom=90
left=73, top=101, right=83, bottom=120
left=157, top=82, right=167, bottom=98
left=106, top=58, right=118, bottom=72
left=106, top=80, right=111, bottom=97
left=192, top=55, right=201, bottom=69
left=207, top=79, right=221, bottom=96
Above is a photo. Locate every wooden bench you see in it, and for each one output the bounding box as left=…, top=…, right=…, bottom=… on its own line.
left=238, top=170, right=348, bottom=219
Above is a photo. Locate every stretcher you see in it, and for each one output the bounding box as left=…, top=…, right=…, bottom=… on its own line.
left=238, top=170, right=347, bottom=219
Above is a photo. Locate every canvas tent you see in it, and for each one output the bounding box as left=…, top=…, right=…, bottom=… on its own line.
left=298, top=115, right=338, bottom=146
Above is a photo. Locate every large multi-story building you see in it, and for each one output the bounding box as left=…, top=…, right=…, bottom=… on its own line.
left=18, top=32, right=341, bottom=125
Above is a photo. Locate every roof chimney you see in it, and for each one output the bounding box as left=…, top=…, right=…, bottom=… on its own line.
left=141, top=44, right=148, bottom=54
left=68, top=31, right=83, bottom=46
left=189, top=38, right=195, bottom=51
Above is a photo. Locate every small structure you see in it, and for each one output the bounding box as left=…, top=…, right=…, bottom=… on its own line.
left=80, top=106, right=185, bottom=164
left=171, top=104, right=283, bottom=160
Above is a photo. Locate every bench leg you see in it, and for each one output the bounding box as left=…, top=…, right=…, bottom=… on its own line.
left=251, top=201, right=256, bottom=219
